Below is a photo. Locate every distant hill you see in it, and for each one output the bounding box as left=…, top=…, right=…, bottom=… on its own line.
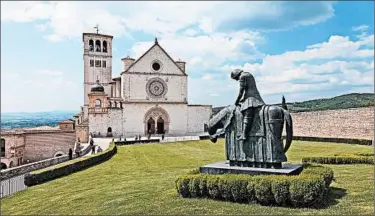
left=1, top=111, right=77, bottom=130
left=212, top=93, right=374, bottom=115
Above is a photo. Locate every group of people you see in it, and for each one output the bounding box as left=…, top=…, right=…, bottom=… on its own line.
left=72, top=137, right=103, bottom=159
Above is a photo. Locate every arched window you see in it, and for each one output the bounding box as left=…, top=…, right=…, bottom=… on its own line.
left=103, top=41, right=108, bottom=53
left=95, top=40, right=101, bottom=52
left=89, top=40, right=94, bottom=52
left=95, top=99, right=101, bottom=107
left=0, top=138, right=5, bottom=157
left=107, top=127, right=112, bottom=133
left=9, top=161, right=14, bottom=168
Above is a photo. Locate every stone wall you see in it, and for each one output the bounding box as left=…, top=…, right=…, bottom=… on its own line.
left=23, top=130, right=76, bottom=163
left=89, top=109, right=123, bottom=137
left=76, top=124, right=89, bottom=143
left=187, top=105, right=212, bottom=134
left=290, top=107, right=374, bottom=140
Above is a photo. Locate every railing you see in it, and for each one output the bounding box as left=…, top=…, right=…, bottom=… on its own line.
left=0, top=174, right=26, bottom=198
left=1, top=144, right=92, bottom=181
left=88, top=107, right=108, bottom=114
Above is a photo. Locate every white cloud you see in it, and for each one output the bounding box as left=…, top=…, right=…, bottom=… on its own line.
left=222, top=29, right=374, bottom=98
left=1, top=1, right=373, bottom=110
left=130, top=30, right=264, bottom=74
left=1, top=1, right=54, bottom=22
left=353, top=25, right=369, bottom=32
left=2, top=1, right=336, bottom=41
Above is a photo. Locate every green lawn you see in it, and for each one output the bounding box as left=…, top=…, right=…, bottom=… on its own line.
left=1, top=140, right=374, bottom=215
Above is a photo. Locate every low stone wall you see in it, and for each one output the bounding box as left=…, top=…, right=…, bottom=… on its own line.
left=0, top=145, right=92, bottom=181
left=24, top=144, right=117, bottom=187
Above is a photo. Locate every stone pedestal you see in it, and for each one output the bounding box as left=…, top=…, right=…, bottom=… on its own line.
left=199, top=161, right=303, bottom=176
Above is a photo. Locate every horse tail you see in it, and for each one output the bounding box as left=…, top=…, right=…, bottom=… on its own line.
left=283, top=107, right=293, bottom=153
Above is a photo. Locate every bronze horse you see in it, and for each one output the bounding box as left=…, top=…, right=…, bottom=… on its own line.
left=206, top=98, right=293, bottom=169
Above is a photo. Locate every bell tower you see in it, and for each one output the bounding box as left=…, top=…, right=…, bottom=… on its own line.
left=82, top=27, right=113, bottom=105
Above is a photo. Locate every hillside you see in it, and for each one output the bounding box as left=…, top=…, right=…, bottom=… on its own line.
left=212, top=93, right=374, bottom=114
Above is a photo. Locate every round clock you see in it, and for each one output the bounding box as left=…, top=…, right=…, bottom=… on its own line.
left=146, top=77, right=168, bottom=98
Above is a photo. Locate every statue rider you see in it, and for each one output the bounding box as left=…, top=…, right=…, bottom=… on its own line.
left=231, top=69, right=265, bottom=141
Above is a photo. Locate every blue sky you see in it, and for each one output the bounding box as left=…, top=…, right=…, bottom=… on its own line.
left=1, top=1, right=374, bottom=113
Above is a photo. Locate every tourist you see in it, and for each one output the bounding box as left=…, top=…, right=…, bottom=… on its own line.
left=91, top=144, right=96, bottom=154
left=97, top=146, right=103, bottom=153
left=68, top=148, right=73, bottom=160
left=75, top=138, right=81, bottom=157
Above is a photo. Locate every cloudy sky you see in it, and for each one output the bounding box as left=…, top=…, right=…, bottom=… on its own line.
left=1, top=1, right=374, bottom=113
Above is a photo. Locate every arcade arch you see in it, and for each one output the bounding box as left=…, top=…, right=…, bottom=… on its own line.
left=144, top=107, right=169, bottom=135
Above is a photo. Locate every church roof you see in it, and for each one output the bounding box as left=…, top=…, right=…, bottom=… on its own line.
left=122, top=38, right=187, bottom=76
left=91, top=79, right=105, bottom=92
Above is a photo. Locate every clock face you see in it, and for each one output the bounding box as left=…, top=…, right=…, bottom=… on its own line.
left=146, top=78, right=168, bottom=98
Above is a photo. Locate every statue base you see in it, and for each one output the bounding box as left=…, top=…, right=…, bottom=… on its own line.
left=199, top=161, right=303, bottom=176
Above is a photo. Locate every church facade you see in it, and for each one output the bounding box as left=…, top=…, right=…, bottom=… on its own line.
left=73, top=32, right=212, bottom=140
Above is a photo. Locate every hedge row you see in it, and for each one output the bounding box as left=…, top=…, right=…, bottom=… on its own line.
left=25, top=143, right=117, bottom=186
left=302, top=155, right=374, bottom=164
left=285, top=136, right=373, bottom=146
left=175, top=164, right=334, bottom=208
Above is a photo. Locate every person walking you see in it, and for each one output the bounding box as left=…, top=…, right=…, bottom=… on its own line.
left=75, top=138, right=82, bottom=157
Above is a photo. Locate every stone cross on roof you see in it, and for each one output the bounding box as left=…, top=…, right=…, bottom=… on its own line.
left=94, top=25, right=99, bottom=34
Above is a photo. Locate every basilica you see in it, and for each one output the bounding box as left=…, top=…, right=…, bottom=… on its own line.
left=73, top=32, right=212, bottom=142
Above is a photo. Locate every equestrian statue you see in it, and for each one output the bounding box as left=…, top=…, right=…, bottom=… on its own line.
left=206, top=69, right=293, bottom=169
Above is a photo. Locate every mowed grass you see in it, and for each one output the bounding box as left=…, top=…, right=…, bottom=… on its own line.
left=1, top=140, right=374, bottom=215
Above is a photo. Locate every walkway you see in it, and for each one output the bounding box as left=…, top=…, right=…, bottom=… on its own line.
left=84, top=138, right=112, bottom=156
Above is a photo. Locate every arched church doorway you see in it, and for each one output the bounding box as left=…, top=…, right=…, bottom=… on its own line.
left=144, top=106, right=170, bottom=135
left=1, top=163, right=7, bottom=170
left=147, top=118, right=155, bottom=134
left=107, top=127, right=113, bottom=137
left=157, top=117, right=165, bottom=134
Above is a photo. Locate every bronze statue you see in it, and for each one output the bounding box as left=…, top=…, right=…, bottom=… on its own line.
left=231, top=69, right=265, bottom=141
left=207, top=69, right=293, bottom=169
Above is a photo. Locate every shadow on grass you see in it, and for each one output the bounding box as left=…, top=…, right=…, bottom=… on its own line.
left=312, top=187, right=347, bottom=209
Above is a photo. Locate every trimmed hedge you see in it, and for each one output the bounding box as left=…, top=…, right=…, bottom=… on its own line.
left=25, top=143, right=117, bottom=186
left=175, top=164, right=334, bottom=208
left=302, top=153, right=374, bottom=164
left=283, top=136, right=372, bottom=146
